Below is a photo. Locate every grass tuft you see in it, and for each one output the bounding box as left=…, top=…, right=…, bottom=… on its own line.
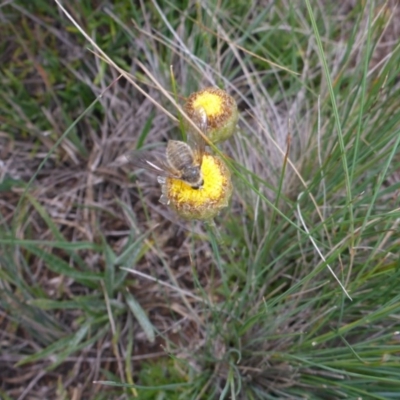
left=1, top=0, right=400, bottom=398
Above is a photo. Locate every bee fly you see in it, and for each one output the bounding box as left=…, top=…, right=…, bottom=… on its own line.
left=126, top=108, right=208, bottom=189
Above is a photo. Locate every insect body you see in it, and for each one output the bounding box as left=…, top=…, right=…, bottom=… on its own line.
left=165, top=140, right=204, bottom=188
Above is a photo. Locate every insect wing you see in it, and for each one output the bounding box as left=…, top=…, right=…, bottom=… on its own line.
left=125, top=150, right=180, bottom=179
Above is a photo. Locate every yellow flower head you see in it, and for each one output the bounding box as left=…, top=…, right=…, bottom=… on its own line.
left=184, top=87, right=238, bottom=144
left=159, top=153, right=232, bottom=220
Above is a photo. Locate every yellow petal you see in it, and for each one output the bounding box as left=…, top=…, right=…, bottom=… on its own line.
left=161, top=154, right=232, bottom=220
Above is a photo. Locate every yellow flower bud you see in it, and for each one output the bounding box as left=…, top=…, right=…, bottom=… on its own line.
left=184, top=87, right=238, bottom=144
left=159, top=153, right=232, bottom=220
